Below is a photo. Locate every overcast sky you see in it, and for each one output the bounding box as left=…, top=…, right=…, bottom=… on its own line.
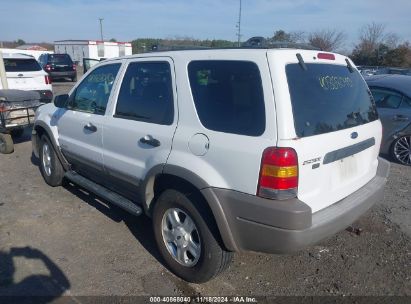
left=1, top=0, right=410, bottom=50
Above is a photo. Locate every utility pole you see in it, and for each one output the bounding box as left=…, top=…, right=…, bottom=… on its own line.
left=99, top=18, right=104, bottom=41
left=236, top=0, right=242, bottom=47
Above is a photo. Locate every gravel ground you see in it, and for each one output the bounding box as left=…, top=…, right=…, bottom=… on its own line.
left=0, top=80, right=410, bottom=301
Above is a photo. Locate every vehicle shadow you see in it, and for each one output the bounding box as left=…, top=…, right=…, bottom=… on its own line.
left=10, top=127, right=33, bottom=144
left=62, top=182, right=164, bottom=267
left=0, top=246, right=70, bottom=301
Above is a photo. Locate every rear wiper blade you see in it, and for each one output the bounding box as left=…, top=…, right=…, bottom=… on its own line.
left=345, top=58, right=354, bottom=73
left=296, top=53, right=307, bottom=71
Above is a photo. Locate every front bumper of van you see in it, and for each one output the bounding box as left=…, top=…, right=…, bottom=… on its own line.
left=204, top=157, right=390, bottom=253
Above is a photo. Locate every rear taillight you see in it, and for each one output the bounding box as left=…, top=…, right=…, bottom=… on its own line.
left=45, top=64, right=52, bottom=71
left=0, top=102, right=6, bottom=112
left=317, top=53, right=335, bottom=60
left=72, top=64, right=77, bottom=71
left=45, top=75, right=52, bottom=84
left=257, top=147, right=298, bottom=200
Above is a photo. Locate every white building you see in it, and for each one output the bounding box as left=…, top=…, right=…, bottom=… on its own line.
left=54, top=40, right=132, bottom=65
left=0, top=48, right=53, bottom=60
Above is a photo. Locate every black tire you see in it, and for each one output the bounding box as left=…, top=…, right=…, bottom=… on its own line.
left=152, top=189, right=233, bottom=283
left=390, top=135, right=411, bottom=166
left=39, top=135, right=65, bottom=186
left=10, top=128, right=24, bottom=138
left=0, top=133, right=14, bottom=154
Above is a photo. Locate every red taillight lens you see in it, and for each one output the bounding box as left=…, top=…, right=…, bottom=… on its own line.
left=0, top=102, right=6, bottom=112
left=45, top=75, right=52, bottom=84
left=317, top=53, right=335, bottom=60
left=72, top=64, right=77, bottom=71
left=257, top=147, right=298, bottom=200
left=45, top=64, right=52, bottom=71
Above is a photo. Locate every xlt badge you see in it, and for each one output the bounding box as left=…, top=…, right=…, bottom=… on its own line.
left=302, top=157, right=321, bottom=165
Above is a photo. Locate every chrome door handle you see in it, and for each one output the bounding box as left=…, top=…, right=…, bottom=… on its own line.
left=84, top=122, right=97, bottom=132
left=139, top=135, right=160, bottom=147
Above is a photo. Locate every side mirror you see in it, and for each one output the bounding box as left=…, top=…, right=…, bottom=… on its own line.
left=54, top=94, right=69, bottom=108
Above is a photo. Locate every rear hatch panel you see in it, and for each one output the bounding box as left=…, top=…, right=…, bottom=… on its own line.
left=267, top=50, right=382, bottom=213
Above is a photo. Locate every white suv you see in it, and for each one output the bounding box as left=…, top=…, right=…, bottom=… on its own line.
left=1, top=53, right=53, bottom=103
left=32, top=48, right=390, bottom=283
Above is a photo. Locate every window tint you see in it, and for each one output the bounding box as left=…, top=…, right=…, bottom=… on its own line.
left=401, top=96, right=411, bottom=109
left=49, top=54, right=73, bottom=65
left=286, top=64, right=378, bottom=138
left=370, top=88, right=402, bottom=109
left=188, top=60, right=265, bottom=136
left=115, top=62, right=174, bottom=125
left=4, top=59, right=42, bottom=72
left=69, top=63, right=121, bottom=114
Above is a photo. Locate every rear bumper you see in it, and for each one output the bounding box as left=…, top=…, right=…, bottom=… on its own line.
left=205, top=157, right=390, bottom=254
left=48, top=71, right=76, bottom=79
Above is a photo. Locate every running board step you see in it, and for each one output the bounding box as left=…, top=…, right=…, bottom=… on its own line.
left=64, top=171, right=142, bottom=216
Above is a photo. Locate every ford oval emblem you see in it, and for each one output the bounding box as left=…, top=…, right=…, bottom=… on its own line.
left=351, top=132, right=358, bottom=139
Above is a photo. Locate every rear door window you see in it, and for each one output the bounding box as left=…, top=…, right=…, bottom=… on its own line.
left=188, top=60, right=265, bottom=136
left=286, top=64, right=378, bottom=138
left=4, top=59, right=42, bottom=72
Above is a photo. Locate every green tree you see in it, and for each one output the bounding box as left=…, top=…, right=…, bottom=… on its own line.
left=15, top=39, right=25, bottom=46
left=383, top=43, right=411, bottom=68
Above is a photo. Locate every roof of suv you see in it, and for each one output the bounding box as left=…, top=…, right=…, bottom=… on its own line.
left=365, top=74, right=411, bottom=97
left=2, top=53, right=35, bottom=59
left=103, top=48, right=342, bottom=64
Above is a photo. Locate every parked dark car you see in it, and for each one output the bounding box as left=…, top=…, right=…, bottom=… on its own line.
left=38, top=53, right=77, bottom=82
left=366, top=75, right=411, bottom=165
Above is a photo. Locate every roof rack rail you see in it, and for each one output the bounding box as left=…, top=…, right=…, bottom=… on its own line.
left=242, top=36, right=320, bottom=51
left=151, top=45, right=211, bottom=52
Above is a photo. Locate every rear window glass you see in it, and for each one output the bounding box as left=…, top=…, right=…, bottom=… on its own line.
left=286, top=63, right=378, bottom=138
left=4, top=59, right=42, bottom=72
left=49, top=54, right=73, bottom=65
left=188, top=60, right=265, bottom=136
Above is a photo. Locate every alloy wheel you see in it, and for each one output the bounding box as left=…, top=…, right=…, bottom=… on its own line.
left=393, top=135, right=411, bottom=166
left=161, top=208, right=201, bottom=267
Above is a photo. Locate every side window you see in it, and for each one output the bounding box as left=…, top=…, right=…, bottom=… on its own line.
left=188, top=60, right=265, bottom=136
left=115, top=61, right=174, bottom=125
left=370, top=88, right=402, bottom=109
left=69, top=63, right=121, bottom=115
left=400, top=96, right=411, bottom=109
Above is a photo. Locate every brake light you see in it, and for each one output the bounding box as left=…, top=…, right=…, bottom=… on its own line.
left=72, top=64, right=77, bottom=71
left=45, top=75, right=52, bottom=84
left=257, top=147, right=298, bottom=200
left=0, top=102, right=6, bottom=112
left=317, top=53, right=335, bottom=60
left=45, top=64, right=52, bottom=71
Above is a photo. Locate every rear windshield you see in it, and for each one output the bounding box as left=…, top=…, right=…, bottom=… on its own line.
left=286, top=63, right=378, bottom=138
left=4, top=58, right=42, bottom=72
left=49, top=54, right=73, bottom=65
left=188, top=60, right=265, bottom=136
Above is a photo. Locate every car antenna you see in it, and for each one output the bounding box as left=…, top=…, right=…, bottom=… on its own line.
left=296, top=53, right=307, bottom=71
left=345, top=58, right=354, bottom=73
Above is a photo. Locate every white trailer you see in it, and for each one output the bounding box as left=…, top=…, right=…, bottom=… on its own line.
left=54, top=40, right=132, bottom=65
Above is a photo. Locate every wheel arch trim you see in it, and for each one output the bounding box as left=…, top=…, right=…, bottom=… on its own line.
left=141, top=164, right=238, bottom=252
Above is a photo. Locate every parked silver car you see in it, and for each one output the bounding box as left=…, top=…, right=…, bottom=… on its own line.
left=366, top=75, right=411, bottom=166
